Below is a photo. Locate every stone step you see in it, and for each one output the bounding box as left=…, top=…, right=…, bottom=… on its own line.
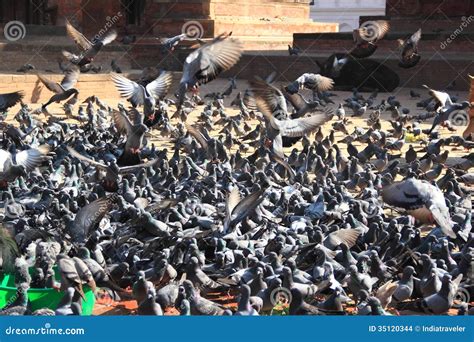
left=153, top=0, right=312, bottom=20
left=0, top=24, right=67, bottom=36
left=127, top=43, right=474, bottom=91
left=214, top=18, right=337, bottom=37
left=0, top=72, right=183, bottom=105
left=153, top=17, right=337, bottom=39
left=0, top=36, right=138, bottom=71
left=222, top=53, right=474, bottom=91
left=0, top=45, right=135, bottom=72
left=293, top=31, right=474, bottom=54
left=361, top=16, right=474, bottom=34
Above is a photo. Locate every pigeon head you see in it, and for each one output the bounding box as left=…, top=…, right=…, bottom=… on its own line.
left=349, top=265, right=358, bottom=274
left=181, top=280, right=195, bottom=296
left=358, top=289, right=369, bottom=301
left=77, top=247, right=91, bottom=259
left=285, top=82, right=299, bottom=95
left=367, top=297, right=382, bottom=310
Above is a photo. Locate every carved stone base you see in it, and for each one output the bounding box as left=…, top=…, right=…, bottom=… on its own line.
left=151, top=0, right=338, bottom=49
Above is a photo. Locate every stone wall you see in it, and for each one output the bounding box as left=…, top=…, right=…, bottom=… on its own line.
left=1, top=0, right=337, bottom=47
left=386, top=0, right=473, bottom=17
left=310, top=0, right=386, bottom=32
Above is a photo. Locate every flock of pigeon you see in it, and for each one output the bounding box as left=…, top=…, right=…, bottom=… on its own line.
left=0, top=19, right=473, bottom=317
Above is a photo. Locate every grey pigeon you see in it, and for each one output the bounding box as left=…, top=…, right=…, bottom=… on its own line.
left=382, top=178, right=456, bottom=238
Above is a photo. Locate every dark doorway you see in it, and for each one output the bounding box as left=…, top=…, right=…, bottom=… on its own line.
left=121, top=0, right=145, bottom=26
left=0, top=0, right=48, bottom=25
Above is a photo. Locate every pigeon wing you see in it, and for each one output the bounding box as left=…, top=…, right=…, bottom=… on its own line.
left=284, top=92, right=308, bottom=111
left=73, top=257, right=97, bottom=291
left=66, top=146, right=107, bottom=170
left=272, top=134, right=284, bottom=158
left=374, top=20, right=390, bottom=40
left=66, top=20, right=92, bottom=51
left=408, top=28, right=422, bottom=47
left=146, top=72, right=173, bottom=99
left=326, top=228, right=360, bottom=248
left=60, top=67, right=80, bottom=91
left=15, top=145, right=52, bottom=172
left=226, top=187, right=241, bottom=218
left=302, top=74, right=334, bottom=92
left=279, top=113, right=332, bottom=137
left=231, top=188, right=267, bottom=223
left=249, top=77, right=288, bottom=119
left=118, top=158, right=159, bottom=174
left=36, top=73, right=63, bottom=94
left=0, top=91, right=24, bottom=110
left=127, top=106, right=144, bottom=126
left=185, top=123, right=209, bottom=149
left=382, top=181, right=425, bottom=210
left=71, top=195, right=118, bottom=242
left=97, top=30, right=117, bottom=46
left=376, top=280, right=398, bottom=308
left=194, top=37, right=243, bottom=84
left=111, top=107, right=133, bottom=135
left=427, top=199, right=456, bottom=238
left=111, top=73, right=145, bottom=106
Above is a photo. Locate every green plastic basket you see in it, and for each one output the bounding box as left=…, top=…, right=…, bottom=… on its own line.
left=0, top=268, right=95, bottom=315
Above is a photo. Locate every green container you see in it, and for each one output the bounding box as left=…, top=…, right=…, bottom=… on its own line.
left=0, top=268, right=95, bottom=315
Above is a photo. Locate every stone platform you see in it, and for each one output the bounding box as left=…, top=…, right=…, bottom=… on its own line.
left=151, top=0, right=338, bottom=49
left=1, top=37, right=472, bottom=93
left=0, top=72, right=141, bottom=104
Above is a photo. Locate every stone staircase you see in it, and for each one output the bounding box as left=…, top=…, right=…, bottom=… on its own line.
left=1, top=12, right=472, bottom=93
left=150, top=0, right=338, bottom=50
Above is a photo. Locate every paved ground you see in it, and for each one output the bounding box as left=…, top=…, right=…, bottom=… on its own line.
left=3, top=78, right=471, bottom=163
